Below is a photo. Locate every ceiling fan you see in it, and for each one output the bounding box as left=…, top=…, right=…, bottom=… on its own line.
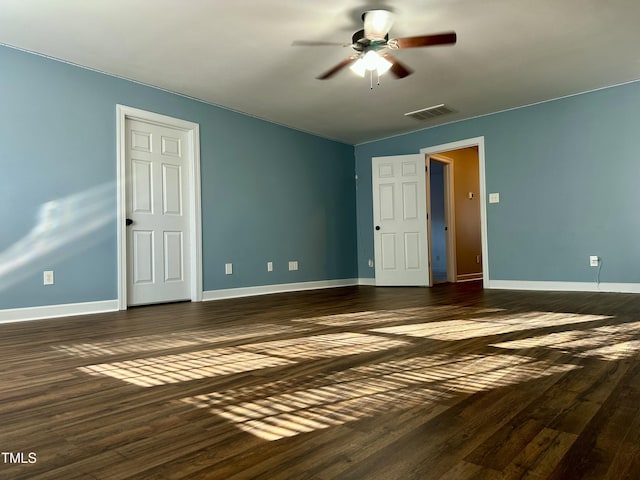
left=293, top=10, right=457, bottom=80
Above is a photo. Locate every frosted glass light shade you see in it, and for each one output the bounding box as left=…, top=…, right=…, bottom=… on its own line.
left=364, top=10, right=394, bottom=41
left=374, top=54, right=392, bottom=75
left=350, top=58, right=366, bottom=77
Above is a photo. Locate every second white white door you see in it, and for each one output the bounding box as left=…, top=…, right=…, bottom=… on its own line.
left=372, top=154, right=429, bottom=286
left=126, top=119, right=190, bottom=306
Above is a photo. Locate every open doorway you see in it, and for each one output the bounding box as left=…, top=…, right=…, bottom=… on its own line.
left=426, top=155, right=455, bottom=284
left=422, top=139, right=486, bottom=286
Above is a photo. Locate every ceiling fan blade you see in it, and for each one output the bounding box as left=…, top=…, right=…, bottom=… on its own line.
left=390, top=32, right=457, bottom=49
left=317, top=56, right=357, bottom=80
left=292, top=40, right=351, bottom=47
left=363, top=10, right=394, bottom=41
left=382, top=54, right=413, bottom=79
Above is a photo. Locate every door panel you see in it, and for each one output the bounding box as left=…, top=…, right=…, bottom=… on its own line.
left=381, top=234, right=397, bottom=270
left=372, top=154, right=429, bottom=286
left=162, top=164, right=182, bottom=215
left=402, top=183, right=418, bottom=219
left=131, top=130, right=152, bottom=152
left=379, top=184, right=395, bottom=220
left=161, top=135, right=181, bottom=157
left=163, top=231, right=184, bottom=282
left=132, top=160, right=153, bottom=214
left=133, top=230, right=154, bottom=284
left=404, top=232, right=421, bottom=270
left=126, top=119, right=190, bottom=305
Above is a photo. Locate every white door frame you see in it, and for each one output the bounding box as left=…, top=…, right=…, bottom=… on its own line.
left=116, top=105, right=203, bottom=310
left=420, top=137, right=488, bottom=287
left=427, top=154, right=457, bottom=283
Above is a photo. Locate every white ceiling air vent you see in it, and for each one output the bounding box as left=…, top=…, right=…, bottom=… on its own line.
left=404, top=104, right=455, bottom=121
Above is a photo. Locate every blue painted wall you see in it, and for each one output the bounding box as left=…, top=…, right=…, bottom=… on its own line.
left=0, top=45, right=356, bottom=310
left=356, top=81, right=640, bottom=284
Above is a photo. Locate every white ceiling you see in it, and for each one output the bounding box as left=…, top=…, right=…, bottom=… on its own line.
left=2, top=0, right=640, bottom=144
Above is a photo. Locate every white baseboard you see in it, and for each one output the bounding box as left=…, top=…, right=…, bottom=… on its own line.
left=457, top=273, right=483, bottom=282
left=487, top=280, right=640, bottom=294
left=0, top=300, right=119, bottom=324
left=203, top=278, right=360, bottom=301
left=358, top=278, right=376, bottom=286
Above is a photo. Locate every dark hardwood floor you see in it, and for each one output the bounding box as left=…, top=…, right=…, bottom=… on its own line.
left=2, top=282, right=640, bottom=479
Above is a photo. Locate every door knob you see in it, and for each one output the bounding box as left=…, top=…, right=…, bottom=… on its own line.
left=375, top=225, right=381, bottom=231
left=126, top=218, right=134, bottom=226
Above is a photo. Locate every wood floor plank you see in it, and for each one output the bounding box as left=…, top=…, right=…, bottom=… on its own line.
left=437, top=460, right=503, bottom=480
left=502, top=428, right=578, bottom=479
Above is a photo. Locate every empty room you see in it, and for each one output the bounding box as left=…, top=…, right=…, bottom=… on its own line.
left=2, top=1, right=640, bottom=479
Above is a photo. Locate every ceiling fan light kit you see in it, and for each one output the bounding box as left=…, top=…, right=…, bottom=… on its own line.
left=350, top=50, right=392, bottom=77
left=293, top=9, right=457, bottom=86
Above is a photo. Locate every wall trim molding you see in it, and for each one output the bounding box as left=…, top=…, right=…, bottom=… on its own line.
left=7, top=280, right=637, bottom=323
left=487, top=280, right=640, bottom=294
left=203, top=279, right=360, bottom=301
left=457, top=273, right=483, bottom=282
left=0, top=300, right=119, bottom=324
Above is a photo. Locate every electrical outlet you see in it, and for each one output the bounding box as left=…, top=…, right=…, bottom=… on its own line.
left=225, top=263, right=233, bottom=275
left=589, top=256, right=599, bottom=267
left=43, top=270, right=54, bottom=285
left=267, top=261, right=273, bottom=272
left=368, top=259, right=374, bottom=268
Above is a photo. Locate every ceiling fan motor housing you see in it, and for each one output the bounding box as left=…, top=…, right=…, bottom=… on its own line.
left=351, top=29, right=389, bottom=52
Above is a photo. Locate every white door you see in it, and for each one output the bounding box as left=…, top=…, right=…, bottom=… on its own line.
left=125, top=119, right=190, bottom=305
left=372, top=154, right=429, bottom=286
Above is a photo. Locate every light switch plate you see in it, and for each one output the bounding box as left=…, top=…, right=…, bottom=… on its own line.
left=489, top=193, right=500, bottom=204
left=267, top=261, right=273, bottom=272
left=43, top=270, right=54, bottom=285
left=225, top=263, right=233, bottom=275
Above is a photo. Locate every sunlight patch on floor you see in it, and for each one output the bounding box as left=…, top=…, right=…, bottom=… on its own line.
left=292, top=310, right=419, bottom=326
left=371, top=312, right=611, bottom=341
left=54, top=324, right=304, bottom=358
left=77, top=333, right=409, bottom=387
left=238, top=333, right=408, bottom=360
left=492, top=320, right=640, bottom=360
left=293, top=306, right=505, bottom=327
left=182, top=353, right=579, bottom=441
left=78, top=349, right=294, bottom=387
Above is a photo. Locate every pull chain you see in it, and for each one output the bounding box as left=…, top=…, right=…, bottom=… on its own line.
left=368, top=71, right=382, bottom=90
